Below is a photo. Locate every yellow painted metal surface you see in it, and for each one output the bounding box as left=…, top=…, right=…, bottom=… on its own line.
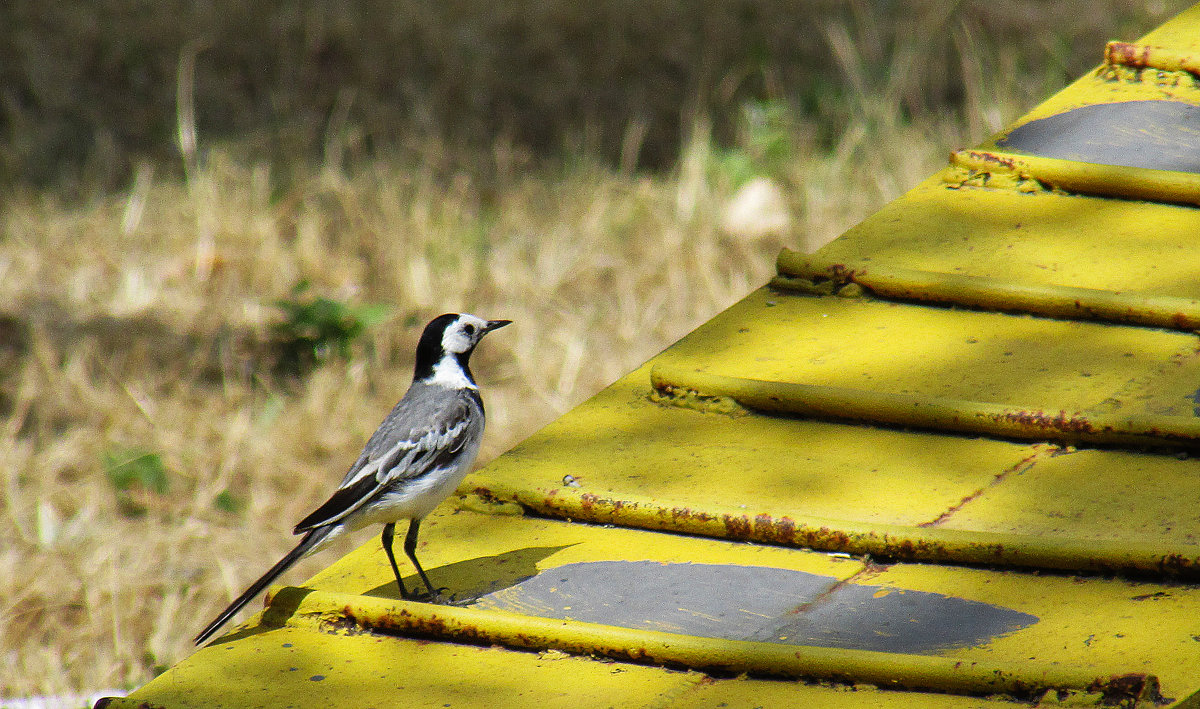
left=817, top=175, right=1200, bottom=299
left=934, top=449, right=1200, bottom=545
left=477, top=362, right=1037, bottom=529
left=647, top=288, right=1199, bottom=410
left=112, top=4, right=1200, bottom=708
left=775, top=250, right=1200, bottom=331
left=104, top=624, right=708, bottom=709
left=113, top=511, right=1173, bottom=707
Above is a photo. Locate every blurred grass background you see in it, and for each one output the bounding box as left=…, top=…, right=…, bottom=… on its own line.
left=0, top=0, right=1183, bottom=697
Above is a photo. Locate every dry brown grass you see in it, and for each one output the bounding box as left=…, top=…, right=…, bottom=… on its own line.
left=0, top=2, right=1184, bottom=699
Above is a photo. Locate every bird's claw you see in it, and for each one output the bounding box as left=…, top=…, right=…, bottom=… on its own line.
left=429, top=587, right=474, bottom=605
left=405, top=586, right=454, bottom=604
left=441, top=593, right=474, bottom=607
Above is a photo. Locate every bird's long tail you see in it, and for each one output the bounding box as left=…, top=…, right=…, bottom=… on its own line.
left=194, top=526, right=332, bottom=645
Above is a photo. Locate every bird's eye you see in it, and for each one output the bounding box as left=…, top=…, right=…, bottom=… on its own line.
left=463, top=324, right=477, bottom=336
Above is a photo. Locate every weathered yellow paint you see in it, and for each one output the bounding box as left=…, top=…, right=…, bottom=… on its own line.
left=670, top=679, right=1034, bottom=708
left=934, top=448, right=1200, bottom=547
left=469, top=465, right=1200, bottom=578
left=949, top=149, right=1200, bottom=206
left=111, top=4, right=1200, bottom=708
left=300, top=501, right=866, bottom=595
left=113, top=511, right=876, bottom=707
left=99, top=624, right=709, bottom=709
left=115, top=509, right=1172, bottom=706
left=473, top=361, right=1039, bottom=529
left=651, top=363, right=1200, bottom=450
left=973, top=6, right=1200, bottom=130
left=647, top=287, right=1200, bottom=414
left=1135, top=5, right=1200, bottom=50
left=816, top=175, right=1200, bottom=300
left=270, top=587, right=1151, bottom=699
left=856, top=563, right=1200, bottom=704
left=776, top=250, right=1200, bottom=330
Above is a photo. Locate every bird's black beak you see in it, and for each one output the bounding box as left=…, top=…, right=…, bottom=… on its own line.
left=485, top=319, right=512, bottom=333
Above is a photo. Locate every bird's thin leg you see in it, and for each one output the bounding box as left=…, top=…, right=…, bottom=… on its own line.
left=381, top=522, right=412, bottom=599
left=404, top=518, right=439, bottom=600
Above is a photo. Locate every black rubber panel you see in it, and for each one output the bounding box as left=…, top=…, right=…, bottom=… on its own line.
left=998, top=100, right=1200, bottom=173
left=476, top=560, right=1038, bottom=655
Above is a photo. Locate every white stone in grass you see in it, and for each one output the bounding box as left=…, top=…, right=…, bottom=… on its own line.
left=720, top=177, right=792, bottom=241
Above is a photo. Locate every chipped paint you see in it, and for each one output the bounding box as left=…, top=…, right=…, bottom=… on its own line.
left=1105, top=40, right=1200, bottom=76
left=469, top=472, right=1200, bottom=579
left=651, top=364, right=1200, bottom=451
left=775, top=250, right=1200, bottom=331
left=266, top=587, right=1158, bottom=704
left=949, top=148, right=1200, bottom=205
left=647, top=385, right=749, bottom=417
left=920, top=448, right=1053, bottom=528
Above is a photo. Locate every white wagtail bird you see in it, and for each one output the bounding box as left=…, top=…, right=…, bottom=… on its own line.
left=194, top=313, right=510, bottom=645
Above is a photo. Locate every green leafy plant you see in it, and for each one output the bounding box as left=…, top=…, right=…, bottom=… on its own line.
left=712, top=100, right=797, bottom=188
left=271, top=280, right=391, bottom=375
left=213, top=489, right=244, bottom=515
left=103, top=447, right=170, bottom=518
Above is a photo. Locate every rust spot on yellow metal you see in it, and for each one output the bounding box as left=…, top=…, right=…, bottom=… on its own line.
left=1105, top=41, right=1158, bottom=70
left=652, top=364, right=1200, bottom=451
left=991, top=409, right=1102, bottom=436
left=1105, top=40, right=1200, bottom=77
left=649, top=384, right=749, bottom=417
left=957, top=149, right=1020, bottom=172
left=950, top=148, right=1200, bottom=206
left=470, top=472, right=1200, bottom=580
left=775, top=249, right=1200, bottom=331
left=1088, top=674, right=1163, bottom=705
left=268, top=587, right=1161, bottom=704
left=94, top=700, right=167, bottom=709
left=920, top=452, right=1047, bottom=529
left=825, top=261, right=863, bottom=282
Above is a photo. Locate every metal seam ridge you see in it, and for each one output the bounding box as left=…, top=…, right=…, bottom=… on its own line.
left=464, top=471, right=1200, bottom=579
left=948, top=149, right=1200, bottom=206
left=650, top=364, right=1200, bottom=450
left=774, top=248, right=1200, bottom=331
left=265, top=586, right=1160, bottom=703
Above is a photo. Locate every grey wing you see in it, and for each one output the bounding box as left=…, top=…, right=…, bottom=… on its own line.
left=293, top=392, right=480, bottom=533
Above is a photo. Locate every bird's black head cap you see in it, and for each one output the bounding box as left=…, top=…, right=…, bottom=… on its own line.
left=414, top=314, right=460, bottom=381
left=413, top=313, right=509, bottom=384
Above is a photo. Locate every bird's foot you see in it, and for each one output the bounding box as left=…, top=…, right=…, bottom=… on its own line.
left=405, top=586, right=453, bottom=604
left=441, top=592, right=474, bottom=607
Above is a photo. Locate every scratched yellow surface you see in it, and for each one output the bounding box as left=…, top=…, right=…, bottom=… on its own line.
left=107, top=624, right=709, bottom=709
left=118, top=511, right=1191, bottom=707
left=116, top=4, right=1200, bottom=708
left=104, top=626, right=1033, bottom=709
left=981, top=4, right=1200, bottom=129
left=818, top=178, right=1200, bottom=298
left=651, top=286, right=1200, bottom=413
left=300, top=506, right=866, bottom=598
left=668, top=677, right=1119, bottom=709
left=935, top=448, right=1200, bottom=546
left=857, top=562, right=1200, bottom=704
left=473, top=284, right=1200, bottom=541
left=816, top=4, right=1200, bottom=294
left=477, top=359, right=1037, bottom=527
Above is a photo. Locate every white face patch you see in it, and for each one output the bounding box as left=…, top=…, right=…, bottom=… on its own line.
left=439, top=314, right=490, bottom=354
